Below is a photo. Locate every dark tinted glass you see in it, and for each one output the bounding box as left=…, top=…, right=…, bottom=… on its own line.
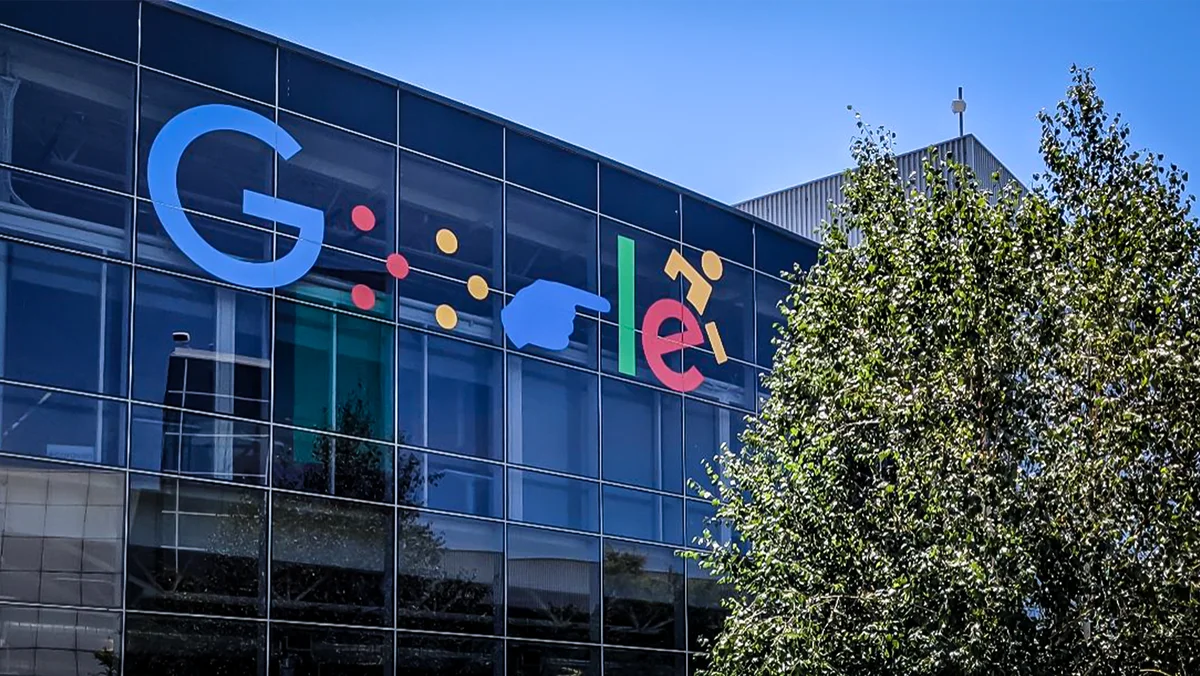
left=0, top=457, right=124, bottom=607
left=506, top=187, right=598, bottom=295
left=507, top=356, right=599, bottom=477
left=603, top=485, right=684, bottom=545
left=0, top=604, right=121, bottom=676
left=514, top=312, right=598, bottom=369
left=132, top=270, right=271, bottom=420
left=684, top=399, right=747, bottom=496
left=273, top=427, right=393, bottom=503
left=0, top=382, right=125, bottom=467
left=271, top=492, right=393, bottom=626
left=396, top=511, right=503, bottom=635
left=271, top=624, right=392, bottom=676
left=684, top=248, right=754, bottom=364
left=399, top=151, right=503, bottom=286
left=606, top=648, right=687, bottom=676
left=274, top=301, right=395, bottom=442
left=123, top=613, right=265, bottom=676
left=2, top=28, right=135, bottom=192
left=141, top=2, right=275, bottom=103
left=280, top=49, right=397, bottom=141
left=682, top=196, right=753, bottom=266
left=508, top=468, right=599, bottom=532
left=126, top=475, right=266, bottom=617
left=138, top=72, right=275, bottom=226
left=600, top=218, right=682, bottom=326
left=400, top=92, right=502, bottom=177
left=130, top=404, right=269, bottom=485
left=135, top=200, right=275, bottom=279
left=683, top=348, right=756, bottom=411
left=755, top=225, right=817, bottom=278
left=506, top=131, right=597, bottom=208
left=398, top=330, right=503, bottom=460
left=509, top=642, right=599, bottom=676
left=603, top=540, right=686, bottom=649
left=398, top=268, right=503, bottom=346
left=0, top=243, right=129, bottom=396
left=0, top=169, right=132, bottom=258
left=599, top=321, right=684, bottom=390
left=600, top=165, right=680, bottom=239
left=755, top=273, right=790, bottom=367
left=687, top=557, right=729, bottom=653
left=0, top=0, right=137, bottom=59
left=602, top=378, right=683, bottom=492
left=508, top=526, right=600, bottom=642
left=278, top=240, right=394, bottom=320
left=412, top=450, right=504, bottom=518
left=396, top=633, right=502, bottom=676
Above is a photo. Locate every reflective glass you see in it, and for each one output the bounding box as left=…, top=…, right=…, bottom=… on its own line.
left=399, top=152, right=502, bottom=287
left=0, top=382, right=125, bottom=467
left=278, top=240, right=394, bottom=320
left=273, top=427, right=393, bottom=503
left=599, top=321, right=684, bottom=390
left=135, top=200, right=275, bottom=280
left=399, top=92, right=502, bottom=177
left=684, top=399, right=747, bottom=495
left=0, top=169, right=132, bottom=258
left=280, top=49, right=397, bottom=142
left=513, top=312, right=598, bottom=369
left=0, top=604, right=121, bottom=676
left=396, top=510, right=503, bottom=635
left=123, top=613, right=265, bottom=676
left=398, top=268, right=503, bottom=346
left=508, top=641, right=600, bottom=676
left=606, top=648, right=687, bottom=676
left=0, top=243, right=129, bottom=396
left=126, top=475, right=266, bottom=617
left=507, top=525, right=600, bottom=642
left=683, top=349, right=756, bottom=412
left=506, top=187, right=598, bottom=296
left=271, top=492, right=393, bottom=626
left=602, top=378, right=683, bottom=492
left=600, top=218, right=682, bottom=326
left=400, top=450, right=503, bottom=518
left=755, top=225, right=817, bottom=279
left=599, top=165, right=680, bottom=239
left=508, top=468, right=599, bottom=532
left=130, top=404, right=268, bottom=485
left=506, top=356, right=599, bottom=477
left=603, top=485, right=683, bottom=545
left=686, top=557, right=729, bottom=653
left=398, top=329, right=503, bottom=460
left=274, top=301, right=394, bottom=442
left=0, top=457, right=123, bottom=607
left=506, top=131, right=597, bottom=209
left=755, top=273, right=790, bottom=367
left=603, top=540, right=686, bottom=649
left=1, top=28, right=135, bottom=192
left=683, top=248, right=754, bottom=364
left=682, top=196, right=753, bottom=267
left=132, top=269, right=271, bottom=420
left=685, top=499, right=737, bottom=550
left=271, top=624, right=392, bottom=676
left=0, top=0, right=137, bottom=59
left=396, top=632, right=502, bottom=676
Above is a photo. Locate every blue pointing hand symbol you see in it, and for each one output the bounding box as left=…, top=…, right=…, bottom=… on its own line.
left=502, top=280, right=611, bottom=350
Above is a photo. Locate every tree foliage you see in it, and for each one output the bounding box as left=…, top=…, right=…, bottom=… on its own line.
left=692, top=68, right=1200, bottom=675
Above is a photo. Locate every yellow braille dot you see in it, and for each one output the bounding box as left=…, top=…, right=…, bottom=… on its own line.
left=701, top=250, right=723, bottom=280
left=435, top=304, right=458, bottom=329
left=467, top=275, right=489, bottom=300
left=435, top=228, right=459, bottom=254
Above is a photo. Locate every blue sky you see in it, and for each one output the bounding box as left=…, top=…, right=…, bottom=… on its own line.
left=182, top=0, right=1198, bottom=206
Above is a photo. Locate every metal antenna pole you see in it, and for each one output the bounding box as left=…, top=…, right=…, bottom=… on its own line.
left=958, top=86, right=964, bottom=137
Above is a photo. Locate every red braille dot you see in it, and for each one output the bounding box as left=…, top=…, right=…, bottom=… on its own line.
left=386, top=252, right=410, bottom=280
left=351, top=284, right=376, bottom=310
left=351, top=205, right=376, bottom=232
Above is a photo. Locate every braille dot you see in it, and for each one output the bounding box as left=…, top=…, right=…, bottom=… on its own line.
left=467, top=275, right=489, bottom=300
left=436, top=228, right=459, bottom=255
left=386, top=252, right=410, bottom=279
left=350, top=284, right=375, bottom=310
left=351, top=205, right=376, bottom=232
left=435, top=304, right=458, bottom=329
left=701, top=250, right=723, bottom=281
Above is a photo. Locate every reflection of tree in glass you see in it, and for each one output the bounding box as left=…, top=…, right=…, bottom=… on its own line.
left=603, top=548, right=683, bottom=647
left=303, top=384, right=389, bottom=502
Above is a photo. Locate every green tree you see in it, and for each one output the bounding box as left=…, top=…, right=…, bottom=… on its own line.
left=691, top=68, right=1200, bottom=675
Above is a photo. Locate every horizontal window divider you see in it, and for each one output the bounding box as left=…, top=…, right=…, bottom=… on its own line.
left=0, top=21, right=138, bottom=66
left=0, top=161, right=135, bottom=199
left=270, top=483, right=401, bottom=510
left=278, top=105, right=396, bottom=148
left=508, top=463, right=599, bottom=484
left=126, top=467, right=268, bottom=489
left=0, top=377, right=130, bottom=405
left=505, top=181, right=599, bottom=216
left=0, top=598, right=122, bottom=614
left=139, top=62, right=276, bottom=109
left=396, top=502, right=504, bottom=526
left=0, top=232, right=131, bottom=268
left=396, top=442, right=504, bottom=468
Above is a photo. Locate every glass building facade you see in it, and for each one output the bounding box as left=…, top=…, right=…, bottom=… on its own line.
left=0, top=2, right=817, bottom=674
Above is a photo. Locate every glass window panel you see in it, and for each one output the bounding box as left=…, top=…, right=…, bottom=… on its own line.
left=684, top=399, right=746, bottom=496
left=415, top=451, right=503, bottom=518
left=756, top=368, right=771, bottom=414
left=600, top=322, right=684, bottom=390
left=602, top=378, right=683, bottom=493
left=396, top=510, right=503, bottom=635
left=755, top=225, right=817, bottom=279
left=130, top=404, right=268, bottom=485
left=0, top=383, right=125, bottom=467
left=1, top=28, right=135, bottom=192
left=513, top=312, right=598, bottom=369
left=683, top=349, right=756, bottom=412
left=138, top=72, right=274, bottom=227
left=135, top=200, right=275, bottom=281
left=141, top=2, right=275, bottom=103
left=398, top=151, right=502, bottom=287
left=689, top=652, right=710, bottom=676
left=0, top=1, right=137, bottom=59
left=126, top=475, right=266, bottom=617
left=682, top=248, right=754, bottom=364
left=0, top=604, right=121, bottom=676
left=277, top=113, right=397, bottom=257
left=280, top=49, right=397, bottom=142
left=506, top=187, right=598, bottom=296
left=271, top=624, right=392, bottom=676
left=0, top=456, right=124, bottom=607
left=599, top=165, right=680, bottom=239
left=509, top=642, right=600, bottom=676
left=507, top=525, right=600, bottom=642
left=603, top=540, right=686, bottom=649
left=755, top=273, right=790, bottom=368
left=271, top=492, right=393, bottom=626
left=278, top=240, right=394, bottom=320
left=397, top=330, right=503, bottom=460
left=600, top=218, right=682, bottom=326
left=399, top=92, right=502, bottom=177
left=506, top=356, right=598, bottom=477
left=686, top=557, right=729, bottom=653
left=506, top=131, right=597, bottom=209
left=0, top=169, right=132, bottom=258
left=273, top=427, right=393, bottom=504
left=123, top=613, right=264, bottom=676
left=682, top=196, right=753, bottom=267
left=507, top=468, right=598, bottom=532
left=0, top=242, right=129, bottom=396
left=602, top=485, right=683, bottom=546
left=685, top=500, right=737, bottom=551
left=132, top=269, right=270, bottom=420
left=606, top=648, right=686, bottom=676
left=398, top=268, right=503, bottom=346
left=274, top=301, right=394, bottom=442
left=395, top=632, right=501, bottom=676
